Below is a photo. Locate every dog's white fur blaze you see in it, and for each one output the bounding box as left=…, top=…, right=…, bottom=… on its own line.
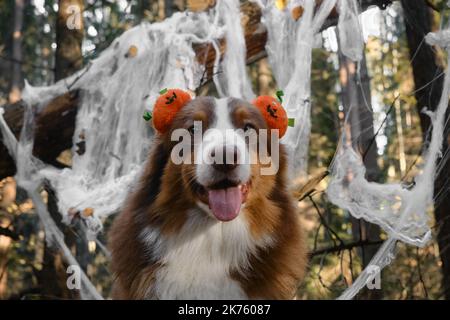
left=196, top=98, right=250, bottom=187
left=138, top=98, right=273, bottom=299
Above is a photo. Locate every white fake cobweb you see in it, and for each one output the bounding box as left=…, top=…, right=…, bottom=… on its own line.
left=0, top=0, right=447, bottom=299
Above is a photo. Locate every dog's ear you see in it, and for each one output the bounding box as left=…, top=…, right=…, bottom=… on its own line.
left=151, top=89, right=192, bottom=133
left=128, top=138, right=169, bottom=213
left=252, top=96, right=288, bottom=138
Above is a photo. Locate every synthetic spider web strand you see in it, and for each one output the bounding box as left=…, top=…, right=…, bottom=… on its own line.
left=259, top=0, right=338, bottom=177
left=275, top=0, right=438, bottom=299
left=0, top=4, right=260, bottom=299
left=330, top=29, right=450, bottom=300
left=260, top=0, right=440, bottom=299
left=1, top=10, right=226, bottom=230
left=0, top=102, right=102, bottom=300
left=213, top=0, right=255, bottom=100
left=0, top=0, right=443, bottom=300
left=0, top=9, right=236, bottom=299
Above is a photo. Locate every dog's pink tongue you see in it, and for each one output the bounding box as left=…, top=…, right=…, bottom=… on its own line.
left=208, top=187, right=242, bottom=222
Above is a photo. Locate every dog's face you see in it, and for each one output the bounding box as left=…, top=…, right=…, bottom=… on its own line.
left=161, top=97, right=276, bottom=222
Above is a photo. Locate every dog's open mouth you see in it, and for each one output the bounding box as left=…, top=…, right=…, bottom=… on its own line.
left=196, top=180, right=251, bottom=222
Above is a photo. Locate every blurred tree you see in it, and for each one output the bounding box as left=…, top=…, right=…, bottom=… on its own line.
left=0, top=178, right=17, bottom=298
left=0, top=0, right=447, bottom=300
left=9, top=0, right=25, bottom=104
left=37, top=0, right=85, bottom=299
left=401, top=0, right=450, bottom=299
left=55, top=0, right=84, bottom=81
left=337, top=45, right=382, bottom=299
left=164, top=0, right=184, bottom=18
left=0, top=1, right=13, bottom=105
left=309, top=47, right=340, bottom=171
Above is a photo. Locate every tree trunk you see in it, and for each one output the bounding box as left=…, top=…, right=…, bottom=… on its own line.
left=1, top=0, right=23, bottom=298
left=164, top=0, right=177, bottom=18
left=338, top=44, right=382, bottom=299
left=55, top=0, right=84, bottom=81
left=401, top=0, right=450, bottom=300
left=0, top=177, right=16, bottom=298
left=8, top=0, right=24, bottom=104
left=0, top=223, right=12, bottom=299
left=37, top=0, right=85, bottom=299
left=38, top=184, right=79, bottom=299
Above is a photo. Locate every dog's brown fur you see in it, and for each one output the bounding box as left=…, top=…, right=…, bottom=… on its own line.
left=109, top=97, right=307, bottom=299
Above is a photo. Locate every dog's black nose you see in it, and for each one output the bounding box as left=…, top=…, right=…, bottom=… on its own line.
left=211, top=145, right=239, bottom=172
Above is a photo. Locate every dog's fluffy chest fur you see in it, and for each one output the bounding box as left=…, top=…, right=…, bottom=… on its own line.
left=140, top=208, right=272, bottom=299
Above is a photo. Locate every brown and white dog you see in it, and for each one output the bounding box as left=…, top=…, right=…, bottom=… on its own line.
left=109, top=96, right=307, bottom=299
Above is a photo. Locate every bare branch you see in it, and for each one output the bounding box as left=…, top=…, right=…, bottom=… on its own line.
left=0, top=226, right=20, bottom=241
left=310, top=239, right=385, bottom=257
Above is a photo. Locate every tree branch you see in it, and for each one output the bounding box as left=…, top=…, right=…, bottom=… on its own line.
left=0, top=226, right=20, bottom=241
left=310, top=239, right=385, bottom=257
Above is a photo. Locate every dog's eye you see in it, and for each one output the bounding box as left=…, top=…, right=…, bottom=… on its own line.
left=243, top=123, right=255, bottom=132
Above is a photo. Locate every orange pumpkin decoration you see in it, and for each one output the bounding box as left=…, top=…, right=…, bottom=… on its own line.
left=152, top=88, right=192, bottom=133
left=252, top=95, right=288, bottom=138
left=150, top=89, right=290, bottom=137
